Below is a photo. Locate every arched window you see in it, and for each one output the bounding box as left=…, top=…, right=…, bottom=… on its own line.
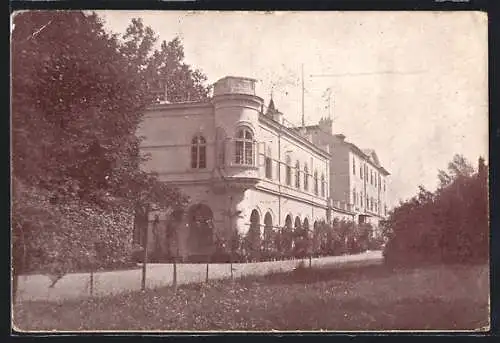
left=265, top=148, right=272, bottom=179
left=304, top=164, right=309, bottom=191
left=286, top=156, right=292, bottom=186
left=314, top=170, right=319, bottom=195
left=295, top=161, right=300, bottom=188
left=235, top=128, right=254, bottom=165
left=248, top=209, right=261, bottom=260
left=191, top=135, right=206, bottom=169
left=321, top=174, right=326, bottom=197
left=303, top=218, right=309, bottom=236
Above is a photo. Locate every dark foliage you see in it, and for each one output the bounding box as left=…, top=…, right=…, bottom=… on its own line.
left=11, top=11, right=209, bottom=283
left=383, top=155, right=488, bottom=266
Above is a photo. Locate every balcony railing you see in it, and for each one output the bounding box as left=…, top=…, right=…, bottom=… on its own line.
left=330, top=199, right=353, bottom=213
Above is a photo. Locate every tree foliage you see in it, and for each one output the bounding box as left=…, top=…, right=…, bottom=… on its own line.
left=11, top=11, right=209, bottom=279
left=384, top=154, right=488, bottom=266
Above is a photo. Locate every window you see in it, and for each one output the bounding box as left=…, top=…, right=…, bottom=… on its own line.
left=265, top=156, right=272, bottom=179
left=360, top=192, right=363, bottom=206
left=295, top=161, right=300, bottom=188
left=353, top=158, right=356, bottom=175
left=353, top=188, right=357, bottom=205
left=265, top=147, right=272, bottom=179
left=383, top=181, right=386, bottom=192
left=374, top=174, right=377, bottom=187
left=235, top=128, right=254, bottom=165
left=314, top=171, right=319, bottom=195
left=370, top=171, right=373, bottom=185
left=321, top=174, right=325, bottom=197
left=191, top=135, right=207, bottom=169
left=286, top=156, right=292, bottom=186
left=360, top=166, right=363, bottom=179
left=304, top=164, right=309, bottom=191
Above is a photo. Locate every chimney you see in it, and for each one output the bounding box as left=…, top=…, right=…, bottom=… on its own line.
left=334, top=134, right=346, bottom=142
left=319, top=117, right=333, bottom=134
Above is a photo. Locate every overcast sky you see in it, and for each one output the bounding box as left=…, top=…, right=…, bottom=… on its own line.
left=99, top=11, right=488, bottom=208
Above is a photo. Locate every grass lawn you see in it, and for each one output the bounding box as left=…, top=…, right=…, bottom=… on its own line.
left=13, top=263, right=489, bottom=332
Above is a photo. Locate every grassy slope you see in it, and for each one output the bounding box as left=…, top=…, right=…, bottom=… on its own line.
left=13, top=264, right=489, bottom=332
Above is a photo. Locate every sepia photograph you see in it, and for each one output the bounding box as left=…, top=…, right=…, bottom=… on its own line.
left=11, top=10, right=489, bottom=332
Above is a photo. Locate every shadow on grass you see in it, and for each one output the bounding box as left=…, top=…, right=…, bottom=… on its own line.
left=235, top=262, right=397, bottom=287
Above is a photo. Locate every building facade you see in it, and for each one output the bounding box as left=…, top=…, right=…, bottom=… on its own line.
left=137, top=76, right=347, bottom=261
left=303, top=122, right=390, bottom=229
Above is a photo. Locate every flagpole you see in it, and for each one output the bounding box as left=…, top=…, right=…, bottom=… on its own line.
left=301, top=64, right=305, bottom=128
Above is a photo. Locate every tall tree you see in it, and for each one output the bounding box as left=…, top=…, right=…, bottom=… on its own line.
left=438, top=154, right=475, bottom=188
left=120, top=18, right=211, bottom=103
left=384, top=154, right=488, bottom=266
left=11, top=11, right=197, bottom=286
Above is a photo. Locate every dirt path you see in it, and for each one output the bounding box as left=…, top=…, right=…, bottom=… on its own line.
left=15, top=251, right=383, bottom=302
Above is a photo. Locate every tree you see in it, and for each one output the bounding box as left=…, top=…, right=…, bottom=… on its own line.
left=438, top=154, right=475, bottom=188
left=11, top=11, right=200, bottom=289
left=120, top=18, right=211, bottom=103
left=12, top=11, right=148, bottom=205
left=384, top=154, right=488, bottom=266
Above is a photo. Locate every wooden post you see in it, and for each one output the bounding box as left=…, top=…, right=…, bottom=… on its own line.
left=90, top=270, right=94, bottom=297
left=141, top=217, right=149, bottom=291
left=173, top=259, right=177, bottom=293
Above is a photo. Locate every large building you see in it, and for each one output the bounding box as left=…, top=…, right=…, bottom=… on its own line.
left=300, top=121, right=390, bottom=228
left=136, top=76, right=389, bottom=261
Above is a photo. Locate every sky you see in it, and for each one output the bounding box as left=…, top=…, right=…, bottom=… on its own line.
left=98, top=11, right=488, bottom=208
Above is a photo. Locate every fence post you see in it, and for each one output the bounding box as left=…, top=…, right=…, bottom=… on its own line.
left=205, top=263, right=209, bottom=283
left=141, top=225, right=149, bottom=291
left=90, top=270, right=94, bottom=297
left=173, top=259, right=177, bottom=293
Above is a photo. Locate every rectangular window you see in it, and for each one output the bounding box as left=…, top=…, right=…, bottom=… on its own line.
left=353, top=158, right=356, bottom=175
left=360, top=166, right=363, bottom=179
left=265, top=157, right=272, bottom=179
left=286, top=165, right=292, bottom=186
